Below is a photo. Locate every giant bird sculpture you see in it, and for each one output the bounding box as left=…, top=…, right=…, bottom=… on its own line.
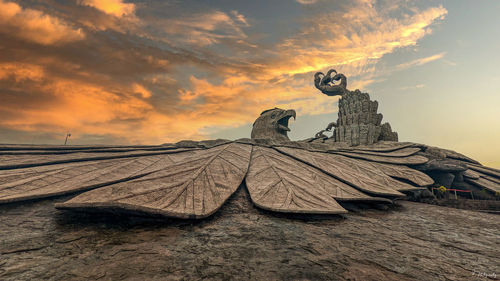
left=0, top=72, right=498, bottom=219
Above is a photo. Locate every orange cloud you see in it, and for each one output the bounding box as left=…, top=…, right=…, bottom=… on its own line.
left=132, top=83, right=152, bottom=98
left=0, top=0, right=450, bottom=146
left=176, top=75, right=340, bottom=131
left=0, top=62, right=152, bottom=141
left=0, top=63, right=44, bottom=82
left=262, top=5, right=448, bottom=79
left=0, top=0, right=84, bottom=45
left=78, top=0, right=135, bottom=17
left=2, top=80, right=151, bottom=133
left=163, top=3, right=448, bottom=137
left=156, top=3, right=449, bottom=142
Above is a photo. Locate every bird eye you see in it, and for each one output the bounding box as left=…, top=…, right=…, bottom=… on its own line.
left=271, top=114, right=276, bottom=119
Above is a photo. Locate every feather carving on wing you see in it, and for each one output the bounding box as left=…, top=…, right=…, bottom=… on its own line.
left=0, top=72, right=499, bottom=219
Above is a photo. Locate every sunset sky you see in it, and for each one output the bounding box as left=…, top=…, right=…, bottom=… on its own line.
left=0, top=0, right=499, bottom=167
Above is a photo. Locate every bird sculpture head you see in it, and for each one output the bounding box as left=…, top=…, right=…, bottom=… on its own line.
left=251, top=108, right=296, bottom=141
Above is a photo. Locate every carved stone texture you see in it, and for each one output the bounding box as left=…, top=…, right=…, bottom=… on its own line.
left=422, top=145, right=481, bottom=165
left=414, top=158, right=468, bottom=172
left=332, top=151, right=429, bottom=165
left=351, top=141, right=415, bottom=152
left=314, top=69, right=347, bottom=96
left=367, top=162, right=434, bottom=187
left=175, top=139, right=232, bottom=149
left=465, top=176, right=500, bottom=193
left=320, top=142, right=432, bottom=186
left=314, top=130, right=328, bottom=139
left=56, top=143, right=252, bottom=219
left=463, top=169, right=481, bottom=180
left=0, top=148, right=197, bottom=170
left=467, top=164, right=500, bottom=178
left=0, top=147, right=176, bottom=154
left=319, top=87, right=398, bottom=146
left=304, top=140, right=413, bottom=152
left=344, top=147, right=421, bottom=158
left=312, top=71, right=400, bottom=145
left=0, top=144, right=171, bottom=151
left=275, top=146, right=404, bottom=197
left=246, top=146, right=369, bottom=214
left=379, top=123, right=398, bottom=142
left=251, top=108, right=296, bottom=141
left=323, top=152, right=423, bottom=192
left=410, top=145, right=500, bottom=191
left=483, top=174, right=500, bottom=185
left=0, top=149, right=201, bottom=204
left=462, top=167, right=500, bottom=193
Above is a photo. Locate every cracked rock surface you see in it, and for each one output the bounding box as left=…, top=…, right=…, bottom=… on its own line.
left=1, top=187, right=498, bottom=281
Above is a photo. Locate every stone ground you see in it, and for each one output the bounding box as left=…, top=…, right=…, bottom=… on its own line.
left=0, top=186, right=498, bottom=281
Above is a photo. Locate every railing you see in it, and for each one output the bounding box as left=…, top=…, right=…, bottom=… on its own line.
left=431, top=187, right=474, bottom=200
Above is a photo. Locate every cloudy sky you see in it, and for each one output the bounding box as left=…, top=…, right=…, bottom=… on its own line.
left=0, top=0, right=498, bottom=167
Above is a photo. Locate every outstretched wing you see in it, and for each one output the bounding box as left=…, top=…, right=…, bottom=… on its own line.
left=0, top=141, right=253, bottom=219
left=275, top=146, right=409, bottom=195
left=0, top=145, right=201, bottom=204
left=246, top=146, right=380, bottom=215
left=56, top=143, right=252, bottom=218
left=243, top=141, right=429, bottom=215
left=0, top=141, right=233, bottom=203
left=1, top=139, right=498, bottom=219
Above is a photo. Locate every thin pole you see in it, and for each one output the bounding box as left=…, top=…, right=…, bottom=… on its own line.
left=64, top=132, right=71, bottom=145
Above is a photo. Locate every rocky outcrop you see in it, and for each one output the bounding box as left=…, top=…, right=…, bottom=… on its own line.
left=1, top=188, right=499, bottom=281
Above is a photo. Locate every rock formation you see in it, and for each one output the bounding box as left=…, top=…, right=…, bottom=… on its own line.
left=2, top=191, right=499, bottom=281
